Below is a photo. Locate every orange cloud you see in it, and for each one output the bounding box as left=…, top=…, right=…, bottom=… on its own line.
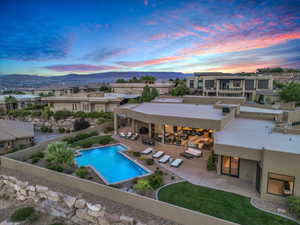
left=117, top=55, right=184, bottom=67
left=193, top=25, right=210, bottom=33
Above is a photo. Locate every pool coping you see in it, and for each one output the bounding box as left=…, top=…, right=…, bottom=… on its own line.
left=75, top=143, right=153, bottom=185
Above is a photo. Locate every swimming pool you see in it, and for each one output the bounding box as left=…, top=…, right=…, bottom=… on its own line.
left=75, top=144, right=150, bottom=184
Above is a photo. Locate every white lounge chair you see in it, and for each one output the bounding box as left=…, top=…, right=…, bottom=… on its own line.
left=159, top=155, right=170, bottom=163
left=185, top=148, right=202, bottom=157
left=131, top=133, right=139, bottom=140
left=171, top=159, right=183, bottom=167
left=119, top=132, right=126, bottom=138
left=126, top=132, right=133, bottom=138
left=141, top=147, right=153, bottom=155
left=153, top=151, right=164, bottom=158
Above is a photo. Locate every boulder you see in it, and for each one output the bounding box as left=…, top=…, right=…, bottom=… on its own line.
left=87, top=202, right=102, bottom=211
left=120, top=215, right=135, bottom=225
left=36, top=185, right=48, bottom=193
left=76, top=208, right=97, bottom=223
left=27, top=185, right=36, bottom=192
left=75, top=199, right=86, bottom=209
left=64, top=195, right=77, bottom=208
left=46, top=190, right=60, bottom=202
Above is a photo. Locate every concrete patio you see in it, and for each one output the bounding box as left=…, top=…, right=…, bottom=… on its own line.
left=115, top=135, right=259, bottom=199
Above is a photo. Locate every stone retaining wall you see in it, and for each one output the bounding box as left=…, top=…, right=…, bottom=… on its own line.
left=0, top=175, right=141, bottom=225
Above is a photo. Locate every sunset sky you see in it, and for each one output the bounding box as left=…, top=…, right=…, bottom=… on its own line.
left=0, top=0, right=299, bottom=76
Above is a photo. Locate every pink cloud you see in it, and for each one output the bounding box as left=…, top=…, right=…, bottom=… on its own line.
left=45, top=64, right=121, bottom=72
left=144, top=0, right=148, bottom=6
left=193, top=25, right=210, bottom=33
left=117, top=55, right=184, bottom=67
left=148, top=33, right=168, bottom=41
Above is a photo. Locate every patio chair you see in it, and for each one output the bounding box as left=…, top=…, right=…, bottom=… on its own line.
left=171, top=158, right=183, bottom=167
left=119, top=132, right=126, bottom=138
left=153, top=151, right=164, bottom=158
left=131, top=133, right=139, bottom=140
left=159, top=155, right=170, bottom=163
left=185, top=148, right=203, bottom=157
left=126, top=132, right=133, bottom=138
left=180, top=152, right=194, bottom=159
left=141, top=147, right=153, bottom=155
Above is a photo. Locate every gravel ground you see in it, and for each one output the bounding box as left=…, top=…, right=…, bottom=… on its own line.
left=0, top=167, right=181, bottom=225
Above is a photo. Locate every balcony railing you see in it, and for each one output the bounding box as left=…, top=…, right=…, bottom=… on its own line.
left=219, top=87, right=243, bottom=91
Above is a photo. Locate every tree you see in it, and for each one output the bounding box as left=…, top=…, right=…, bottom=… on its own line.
left=129, top=76, right=139, bottom=83
left=141, top=85, right=152, bottom=102
left=72, top=86, right=80, bottom=93
left=115, top=78, right=126, bottom=83
left=46, top=142, right=74, bottom=167
left=150, top=87, right=159, bottom=99
left=140, top=75, right=156, bottom=84
left=280, top=83, right=300, bottom=103
left=4, top=96, right=17, bottom=104
left=171, top=81, right=189, bottom=96
left=133, top=179, right=153, bottom=194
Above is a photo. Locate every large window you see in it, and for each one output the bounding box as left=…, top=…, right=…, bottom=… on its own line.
left=221, top=156, right=240, bottom=177
left=258, top=79, right=269, bottom=89
left=267, top=173, right=295, bottom=196
left=189, top=80, right=195, bottom=88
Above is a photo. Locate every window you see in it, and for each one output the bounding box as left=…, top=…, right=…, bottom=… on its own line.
left=258, top=80, right=269, bottom=89
left=198, top=80, right=203, bottom=89
left=72, top=104, right=77, bottom=111
left=233, top=80, right=241, bottom=87
left=245, top=80, right=254, bottom=90
left=205, top=80, right=215, bottom=89
left=221, top=156, right=240, bottom=177
left=267, top=173, right=295, bottom=196
left=189, top=80, right=195, bottom=88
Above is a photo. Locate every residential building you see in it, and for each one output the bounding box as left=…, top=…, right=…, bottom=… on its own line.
left=114, top=97, right=300, bottom=202
left=0, top=120, right=34, bottom=152
left=31, top=85, right=73, bottom=96
left=43, top=92, right=139, bottom=113
left=111, top=82, right=175, bottom=95
left=0, top=95, right=41, bottom=113
left=186, top=73, right=273, bottom=101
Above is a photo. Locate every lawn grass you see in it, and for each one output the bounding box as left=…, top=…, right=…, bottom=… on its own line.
left=158, top=182, right=298, bottom=225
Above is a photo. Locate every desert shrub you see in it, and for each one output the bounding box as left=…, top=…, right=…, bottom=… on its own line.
left=73, top=118, right=90, bottom=131
left=46, top=164, right=64, bottom=172
left=53, top=110, right=72, bottom=121
left=148, top=172, right=163, bottom=189
left=58, top=127, right=66, bottom=133
left=30, top=151, right=44, bottom=163
left=12, top=144, right=26, bottom=152
left=171, top=176, right=175, bottom=180
left=133, top=179, right=153, bottom=194
left=145, top=158, right=154, bottom=166
left=10, top=207, right=36, bottom=222
left=75, top=166, right=89, bottom=178
left=31, top=111, right=42, bottom=117
left=103, top=125, right=114, bottom=134
left=97, top=135, right=114, bottom=145
left=96, top=117, right=106, bottom=125
left=73, top=111, right=87, bottom=118
left=287, top=196, right=300, bottom=219
left=133, top=151, right=141, bottom=157
left=89, top=130, right=99, bottom=136
left=79, top=140, right=94, bottom=148
left=207, top=154, right=216, bottom=171
left=40, top=125, right=53, bottom=133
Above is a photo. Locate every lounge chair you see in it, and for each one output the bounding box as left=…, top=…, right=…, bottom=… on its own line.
left=126, top=132, right=133, bottom=138
left=153, top=151, right=164, bottom=158
left=171, top=159, right=183, bottom=167
left=131, top=133, right=139, bottom=140
left=159, top=155, right=170, bottom=163
left=119, top=132, right=126, bottom=138
left=185, top=148, right=203, bottom=157
left=141, top=147, right=153, bottom=155
left=180, top=152, right=194, bottom=159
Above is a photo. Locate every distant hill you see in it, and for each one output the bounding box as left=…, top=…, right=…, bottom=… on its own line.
left=0, top=72, right=189, bottom=89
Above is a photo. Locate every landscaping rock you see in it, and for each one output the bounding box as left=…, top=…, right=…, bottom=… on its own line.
left=64, top=195, right=77, bottom=208
left=36, top=185, right=48, bottom=193
left=46, top=190, right=60, bottom=201
left=75, top=199, right=86, bottom=209
left=87, top=202, right=102, bottom=211
left=120, top=215, right=135, bottom=225
left=27, top=185, right=35, bottom=192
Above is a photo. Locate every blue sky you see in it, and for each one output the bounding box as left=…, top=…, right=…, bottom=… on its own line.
left=0, top=0, right=299, bottom=76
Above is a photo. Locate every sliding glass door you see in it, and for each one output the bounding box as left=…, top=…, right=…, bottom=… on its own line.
left=221, top=156, right=240, bottom=177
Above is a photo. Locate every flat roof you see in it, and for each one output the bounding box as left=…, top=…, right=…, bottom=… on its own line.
left=215, top=118, right=300, bottom=155
left=127, top=103, right=225, bottom=120
left=0, top=95, right=40, bottom=102
left=0, top=120, right=34, bottom=141
left=240, top=106, right=284, bottom=114
left=152, top=97, right=183, bottom=103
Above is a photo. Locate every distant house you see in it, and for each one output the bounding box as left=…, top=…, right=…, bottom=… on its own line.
left=111, top=82, right=175, bottom=95
left=0, top=120, right=34, bottom=152
left=0, top=95, right=41, bottom=113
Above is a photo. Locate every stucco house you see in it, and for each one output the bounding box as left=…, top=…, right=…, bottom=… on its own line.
left=0, top=120, right=34, bottom=152
left=114, top=96, right=300, bottom=202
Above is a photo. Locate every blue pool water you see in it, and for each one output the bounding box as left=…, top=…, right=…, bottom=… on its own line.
left=75, top=144, right=149, bottom=184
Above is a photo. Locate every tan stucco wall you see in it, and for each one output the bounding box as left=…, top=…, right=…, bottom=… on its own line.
left=239, top=159, right=257, bottom=185
left=113, top=87, right=172, bottom=95
left=214, top=144, right=262, bottom=161
left=260, top=150, right=300, bottom=202
left=50, top=102, right=118, bottom=113
left=182, top=96, right=246, bottom=105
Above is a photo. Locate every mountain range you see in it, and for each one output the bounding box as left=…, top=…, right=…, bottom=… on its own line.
left=0, top=72, right=189, bottom=89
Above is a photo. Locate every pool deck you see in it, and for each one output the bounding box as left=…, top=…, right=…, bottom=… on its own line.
left=116, top=135, right=259, bottom=199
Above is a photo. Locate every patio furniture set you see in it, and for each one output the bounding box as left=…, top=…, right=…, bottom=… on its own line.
left=141, top=147, right=184, bottom=168
left=119, top=132, right=139, bottom=140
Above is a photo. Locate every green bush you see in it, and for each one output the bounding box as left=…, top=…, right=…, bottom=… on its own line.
left=53, top=110, right=73, bottom=121
left=31, top=111, right=42, bottom=117
left=148, top=172, right=164, bottom=189
left=207, top=154, right=216, bottom=171
left=75, top=167, right=89, bottom=178
left=89, top=130, right=99, bottom=136
left=12, top=144, right=26, bottom=152
left=79, top=140, right=94, bottom=148
left=96, top=117, right=106, bottom=125
left=287, top=196, right=300, bottom=219
left=133, top=151, right=141, bottom=157
left=40, top=125, right=53, bottom=133
left=97, top=136, right=114, bottom=145
left=46, top=164, right=64, bottom=172
left=10, top=207, right=36, bottom=222
left=58, top=127, right=66, bottom=133
left=145, top=158, right=154, bottom=165
left=30, top=152, right=45, bottom=164
left=103, top=125, right=114, bottom=134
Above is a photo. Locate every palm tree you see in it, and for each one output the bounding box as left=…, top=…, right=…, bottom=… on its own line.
left=46, top=142, right=74, bottom=167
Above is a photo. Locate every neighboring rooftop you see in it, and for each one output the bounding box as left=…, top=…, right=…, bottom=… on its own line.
left=152, top=97, right=183, bottom=103
left=215, top=118, right=300, bottom=155
left=124, top=103, right=225, bottom=120
left=240, top=106, right=284, bottom=114
left=0, top=120, right=34, bottom=141
left=111, top=82, right=174, bottom=87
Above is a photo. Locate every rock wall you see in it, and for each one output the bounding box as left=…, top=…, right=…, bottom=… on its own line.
left=0, top=175, right=145, bottom=225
